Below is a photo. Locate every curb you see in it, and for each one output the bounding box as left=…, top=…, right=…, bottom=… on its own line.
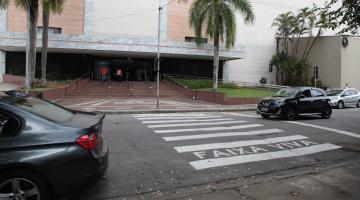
left=98, top=107, right=257, bottom=114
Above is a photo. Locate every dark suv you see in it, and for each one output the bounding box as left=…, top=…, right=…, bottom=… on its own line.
left=257, top=87, right=332, bottom=120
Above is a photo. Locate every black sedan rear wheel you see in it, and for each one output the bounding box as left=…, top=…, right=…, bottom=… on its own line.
left=321, top=106, right=332, bottom=119
left=0, top=170, right=51, bottom=200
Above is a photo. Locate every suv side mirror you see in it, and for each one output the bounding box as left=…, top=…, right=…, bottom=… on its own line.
left=341, top=93, right=346, bottom=97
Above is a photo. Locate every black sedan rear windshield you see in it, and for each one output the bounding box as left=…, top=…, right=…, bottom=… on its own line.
left=11, top=97, right=74, bottom=123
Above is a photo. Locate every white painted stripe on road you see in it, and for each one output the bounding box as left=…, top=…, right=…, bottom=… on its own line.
left=174, top=135, right=308, bottom=153
left=67, top=100, right=104, bottom=107
left=148, top=121, right=245, bottom=128
left=138, top=116, right=222, bottom=120
left=155, top=124, right=260, bottom=134
left=133, top=113, right=210, bottom=117
left=287, top=121, right=360, bottom=139
left=163, top=128, right=278, bottom=141
left=91, top=100, right=111, bottom=106
left=224, top=112, right=258, bottom=118
left=190, top=143, right=341, bottom=170
left=142, top=118, right=233, bottom=124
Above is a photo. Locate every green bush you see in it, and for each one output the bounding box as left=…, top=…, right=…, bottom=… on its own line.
left=176, top=79, right=240, bottom=89
left=260, top=77, right=267, bottom=84
left=176, top=79, right=212, bottom=89
left=219, top=82, right=240, bottom=89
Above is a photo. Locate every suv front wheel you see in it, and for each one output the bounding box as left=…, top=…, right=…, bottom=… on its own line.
left=321, top=106, right=332, bottom=119
left=337, top=101, right=344, bottom=109
left=284, top=107, right=297, bottom=121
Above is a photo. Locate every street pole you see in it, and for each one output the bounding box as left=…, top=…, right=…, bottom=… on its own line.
left=156, top=6, right=161, bottom=109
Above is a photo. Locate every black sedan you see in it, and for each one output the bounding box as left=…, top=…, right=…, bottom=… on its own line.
left=257, top=87, right=332, bottom=120
left=0, top=92, right=108, bottom=199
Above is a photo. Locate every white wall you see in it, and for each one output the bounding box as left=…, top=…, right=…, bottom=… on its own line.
left=341, top=37, right=360, bottom=89
left=0, top=50, right=5, bottom=82
left=224, top=0, right=334, bottom=84
left=92, top=0, right=159, bottom=37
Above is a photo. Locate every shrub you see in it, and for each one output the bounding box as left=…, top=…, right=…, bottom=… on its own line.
left=176, top=79, right=212, bottom=89
left=175, top=79, right=240, bottom=89
left=219, top=82, right=240, bottom=89
left=260, top=77, right=267, bottom=84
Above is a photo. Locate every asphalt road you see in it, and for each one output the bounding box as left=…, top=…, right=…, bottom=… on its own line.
left=69, top=107, right=360, bottom=200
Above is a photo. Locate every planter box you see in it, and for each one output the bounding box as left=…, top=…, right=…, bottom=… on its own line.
left=166, top=81, right=261, bottom=105
left=3, top=74, right=25, bottom=87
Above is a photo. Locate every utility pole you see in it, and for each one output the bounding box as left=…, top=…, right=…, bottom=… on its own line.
left=314, top=66, right=318, bottom=88
left=156, top=6, right=162, bottom=109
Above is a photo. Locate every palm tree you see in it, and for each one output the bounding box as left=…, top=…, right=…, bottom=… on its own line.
left=41, top=0, right=64, bottom=87
left=0, top=0, right=39, bottom=91
left=189, top=0, right=255, bottom=90
left=271, top=12, right=296, bottom=55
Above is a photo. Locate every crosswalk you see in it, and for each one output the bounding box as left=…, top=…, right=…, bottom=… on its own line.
left=133, top=113, right=341, bottom=170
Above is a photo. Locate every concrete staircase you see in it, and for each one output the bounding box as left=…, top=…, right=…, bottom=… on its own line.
left=66, top=80, right=185, bottom=98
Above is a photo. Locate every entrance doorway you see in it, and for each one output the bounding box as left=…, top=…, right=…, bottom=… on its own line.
left=92, top=59, right=154, bottom=81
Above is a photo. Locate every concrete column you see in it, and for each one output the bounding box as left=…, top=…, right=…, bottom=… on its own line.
left=0, top=50, right=6, bottom=82
left=0, top=9, right=7, bottom=32
left=160, top=0, right=168, bottom=40
left=84, top=0, right=94, bottom=35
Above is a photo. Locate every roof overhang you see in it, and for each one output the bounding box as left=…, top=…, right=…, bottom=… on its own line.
left=0, top=32, right=246, bottom=61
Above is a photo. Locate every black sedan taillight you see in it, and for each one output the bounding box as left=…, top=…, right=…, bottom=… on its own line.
left=76, top=132, right=99, bottom=150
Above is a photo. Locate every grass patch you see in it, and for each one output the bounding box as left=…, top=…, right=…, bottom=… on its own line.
left=175, top=78, right=278, bottom=98
left=201, top=87, right=278, bottom=98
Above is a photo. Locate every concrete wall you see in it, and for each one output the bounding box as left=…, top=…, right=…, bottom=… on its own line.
left=0, top=50, right=5, bottom=82
left=341, top=37, right=360, bottom=89
left=6, top=0, right=85, bottom=34
left=300, top=37, right=342, bottom=88
left=224, top=0, right=332, bottom=84
left=167, top=0, right=194, bottom=42
left=92, top=0, right=158, bottom=36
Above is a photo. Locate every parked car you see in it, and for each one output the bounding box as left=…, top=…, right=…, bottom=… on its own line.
left=257, top=87, right=332, bottom=120
left=0, top=92, right=108, bottom=200
left=327, top=88, right=360, bottom=109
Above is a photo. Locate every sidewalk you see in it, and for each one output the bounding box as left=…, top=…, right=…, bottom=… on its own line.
left=170, top=160, right=360, bottom=200
left=109, top=159, right=360, bottom=200
left=55, top=97, right=257, bottom=114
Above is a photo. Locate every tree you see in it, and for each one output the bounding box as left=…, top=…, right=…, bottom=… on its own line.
left=271, top=7, right=335, bottom=86
left=271, top=12, right=297, bottom=55
left=188, top=0, right=255, bottom=90
left=316, top=0, right=360, bottom=35
left=41, top=0, right=64, bottom=87
left=0, top=0, right=39, bottom=91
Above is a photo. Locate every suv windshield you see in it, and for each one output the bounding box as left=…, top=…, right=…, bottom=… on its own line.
left=11, top=97, right=74, bottom=123
left=273, top=88, right=298, bottom=97
left=327, top=90, right=343, bottom=96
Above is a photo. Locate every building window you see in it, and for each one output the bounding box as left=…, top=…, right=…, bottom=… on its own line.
left=37, top=27, right=62, bottom=34
left=185, top=36, right=207, bottom=44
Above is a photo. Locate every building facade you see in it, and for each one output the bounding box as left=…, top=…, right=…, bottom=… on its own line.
left=295, top=36, right=360, bottom=90
left=0, top=0, right=332, bottom=83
